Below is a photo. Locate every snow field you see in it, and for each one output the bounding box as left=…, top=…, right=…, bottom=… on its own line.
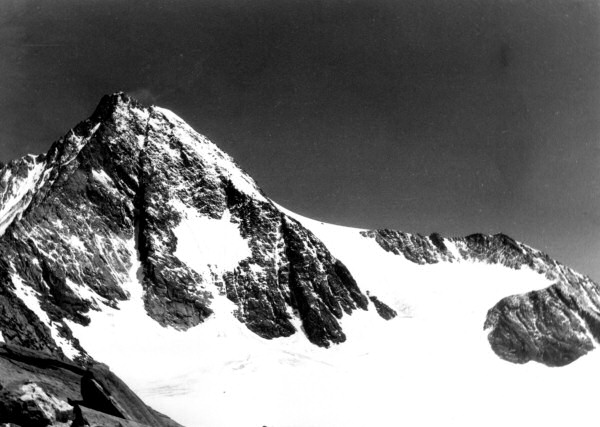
left=67, top=205, right=600, bottom=426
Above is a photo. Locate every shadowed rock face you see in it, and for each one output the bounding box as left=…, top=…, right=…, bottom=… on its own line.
left=223, top=185, right=369, bottom=346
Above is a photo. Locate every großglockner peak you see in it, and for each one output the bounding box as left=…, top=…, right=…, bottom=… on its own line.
left=0, top=92, right=371, bottom=355
left=1, top=93, right=600, bottom=427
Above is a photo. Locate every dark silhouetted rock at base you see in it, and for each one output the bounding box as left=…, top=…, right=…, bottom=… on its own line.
left=80, top=371, right=127, bottom=419
left=0, top=343, right=183, bottom=427
left=72, top=406, right=150, bottom=427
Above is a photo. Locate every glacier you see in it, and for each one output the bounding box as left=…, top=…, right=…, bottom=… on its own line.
left=69, top=203, right=597, bottom=427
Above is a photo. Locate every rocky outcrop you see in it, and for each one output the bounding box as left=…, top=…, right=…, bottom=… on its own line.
left=0, top=343, right=183, bottom=427
left=360, top=230, right=456, bottom=265
left=484, top=276, right=600, bottom=367
left=367, top=295, right=397, bottom=320
left=280, top=215, right=368, bottom=346
left=458, top=234, right=600, bottom=366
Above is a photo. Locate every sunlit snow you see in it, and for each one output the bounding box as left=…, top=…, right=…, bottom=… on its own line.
left=68, top=235, right=86, bottom=252
left=172, top=200, right=251, bottom=276
left=91, top=169, right=117, bottom=193
left=171, top=199, right=252, bottom=318
left=60, top=123, right=101, bottom=166
left=64, top=278, right=104, bottom=309
left=67, top=204, right=600, bottom=427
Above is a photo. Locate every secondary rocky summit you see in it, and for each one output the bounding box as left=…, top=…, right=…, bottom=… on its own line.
left=363, top=229, right=600, bottom=366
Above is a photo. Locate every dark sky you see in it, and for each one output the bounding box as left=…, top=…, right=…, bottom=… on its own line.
left=1, top=0, right=599, bottom=280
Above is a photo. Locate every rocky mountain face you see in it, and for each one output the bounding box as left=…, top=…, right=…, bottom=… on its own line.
left=0, top=93, right=379, bottom=366
left=1, top=93, right=600, bottom=425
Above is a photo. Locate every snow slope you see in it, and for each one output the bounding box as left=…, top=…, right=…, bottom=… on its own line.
left=66, top=202, right=600, bottom=427
left=0, top=156, right=46, bottom=236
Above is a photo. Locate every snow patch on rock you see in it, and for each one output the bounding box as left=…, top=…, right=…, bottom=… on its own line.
left=68, top=235, right=87, bottom=252
left=10, top=271, right=80, bottom=360
left=60, top=123, right=101, bottom=166
left=172, top=200, right=251, bottom=274
left=91, top=169, right=117, bottom=193
left=171, top=199, right=252, bottom=319
left=65, top=278, right=104, bottom=309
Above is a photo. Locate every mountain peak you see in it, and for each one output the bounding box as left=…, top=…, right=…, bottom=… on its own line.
left=90, top=92, right=137, bottom=120
left=0, top=94, right=375, bottom=362
left=2, top=93, right=600, bottom=427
